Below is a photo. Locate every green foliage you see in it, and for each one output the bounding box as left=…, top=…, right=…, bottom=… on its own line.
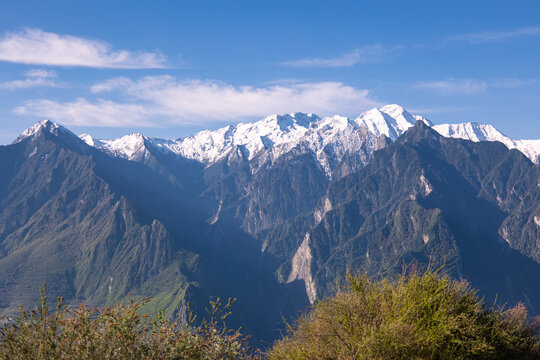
left=269, top=268, right=540, bottom=360
left=0, top=284, right=260, bottom=360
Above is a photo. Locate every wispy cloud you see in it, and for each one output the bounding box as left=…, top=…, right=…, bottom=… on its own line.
left=407, top=106, right=474, bottom=114
left=413, top=77, right=538, bottom=96
left=413, top=79, right=488, bottom=95
left=15, top=76, right=381, bottom=126
left=283, top=26, right=540, bottom=69
left=0, top=29, right=166, bottom=68
left=446, top=26, right=540, bottom=44
left=14, top=98, right=152, bottom=127
left=264, top=78, right=303, bottom=85
left=282, top=45, right=390, bottom=68
left=0, top=69, right=64, bottom=89
left=489, top=78, right=537, bottom=88
left=25, top=69, right=56, bottom=78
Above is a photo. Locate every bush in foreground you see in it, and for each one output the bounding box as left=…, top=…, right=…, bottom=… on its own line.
left=0, top=286, right=260, bottom=360
left=269, top=269, right=540, bottom=360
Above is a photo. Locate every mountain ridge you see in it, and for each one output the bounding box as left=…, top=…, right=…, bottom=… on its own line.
left=68, top=105, right=540, bottom=166
left=2, top=107, right=539, bottom=344
left=263, top=121, right=540, bottom=311
left=18, top=105, right=539, bottom=169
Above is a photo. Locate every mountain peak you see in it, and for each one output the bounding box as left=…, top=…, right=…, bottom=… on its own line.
left=79, top=134, right=95, bottom=146
left=82, top=132, right=149, bottom=160
left=432, top=122, right=504, bottom=142
left=15, top=119, right=58, bottom=141
left=261, top=112, right=319, bottom=130
left=380, top=104, right=406, bottom=115
left=13, top=119, right=78, bottom=144
left=355, top=106, right=415, bottom=140
left=395, top=119, right=442, bottom=145
left=66, top=104, right=540, bottom=166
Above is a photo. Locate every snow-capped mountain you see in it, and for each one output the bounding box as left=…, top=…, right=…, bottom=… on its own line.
left=78, top=105, right=434, bottom=175
left=355, top=104, right=432, bottom=140
left=433, top=122, right=540, bottom=164
left=4, top=105, right=540, bottom=335
left=13, top=119, right=91, bottom=153
left=79, top=132, right=150, bottom=160
left=14, top=119, right=83, bottom=145
left=18, top=105, right=540, bottom=168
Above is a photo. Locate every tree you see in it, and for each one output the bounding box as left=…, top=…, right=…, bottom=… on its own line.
left=269, top=268, right=540, bottom=360
left=0, top=284, right=260, bottom=360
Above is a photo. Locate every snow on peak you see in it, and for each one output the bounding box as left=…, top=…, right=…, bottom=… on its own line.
left=380, top=104, right=409, bottom=120
left=380, top=104, right=433, bottom=127
left=262, top=112, right=319, bottom=130
left=355, top=108, right=406, bottom=140
left=79, top=134, right=95, bottom=146
left=353, top=105, right=434, bottom=141
left=14, top=120, right=85, bottom=147
left=163, top=112, right=322, bottom=164
left=81, top=133, right=148, bottom=160
left=76, top=104, right=540, bottom=168
left=14, top=120, right=60, bottom=143
left=433, top=122, right=505, bottom=142
left=432, top=122, right=540, bottom=164
left=78, top=106, right=426, bottom=167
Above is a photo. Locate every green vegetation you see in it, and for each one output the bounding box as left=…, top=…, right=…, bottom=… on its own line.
left=3, top=271, right=540, bottom=359
left=269, top=269, right=540, bottom=360
left=0, top=285, right=260, bottom=360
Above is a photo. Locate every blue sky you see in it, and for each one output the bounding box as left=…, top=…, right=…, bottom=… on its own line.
left=0, top=0, right=539, bottom=143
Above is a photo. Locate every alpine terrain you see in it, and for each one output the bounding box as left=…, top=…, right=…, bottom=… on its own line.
left=1, top=105, right=539, bottom=342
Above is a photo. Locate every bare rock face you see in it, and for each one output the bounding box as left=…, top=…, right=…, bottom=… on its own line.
left=287, top=233, right=317, bottom=304
left=271, top=122, right=540, bottom=312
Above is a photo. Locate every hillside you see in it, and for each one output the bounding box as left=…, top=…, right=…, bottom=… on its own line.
left=1, top=106, right=539, bottom=343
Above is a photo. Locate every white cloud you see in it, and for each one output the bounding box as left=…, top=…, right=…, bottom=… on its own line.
left=14, top=98, right=152, bottom=127
left=25, top=69, right=57, bottom=78
left=0, top=29, right=166, bottom=68
left=283, top=45, right=389, bottom=68
left=0, top=68, right=63, bottom=89
left=413, top=79, right=487, bottom=95
left=15, top=76, right=381, bottom=126
left=412, top=77, right=539, bottom=96
left=264, top=78, right=303, bottom=86
left=446, top=26, right=540, bottom=44
left=489, top=78, right=537, bottom=88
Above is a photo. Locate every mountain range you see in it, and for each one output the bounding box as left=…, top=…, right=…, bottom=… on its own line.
left=1, top=105, right=539, bottom=343
left=78, top=104, right=540, bottom=168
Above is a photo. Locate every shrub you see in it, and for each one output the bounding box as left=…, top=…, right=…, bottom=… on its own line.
left=269, top=269, right=540, bottom=360
left=0, top=285, right=260, bottom=360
